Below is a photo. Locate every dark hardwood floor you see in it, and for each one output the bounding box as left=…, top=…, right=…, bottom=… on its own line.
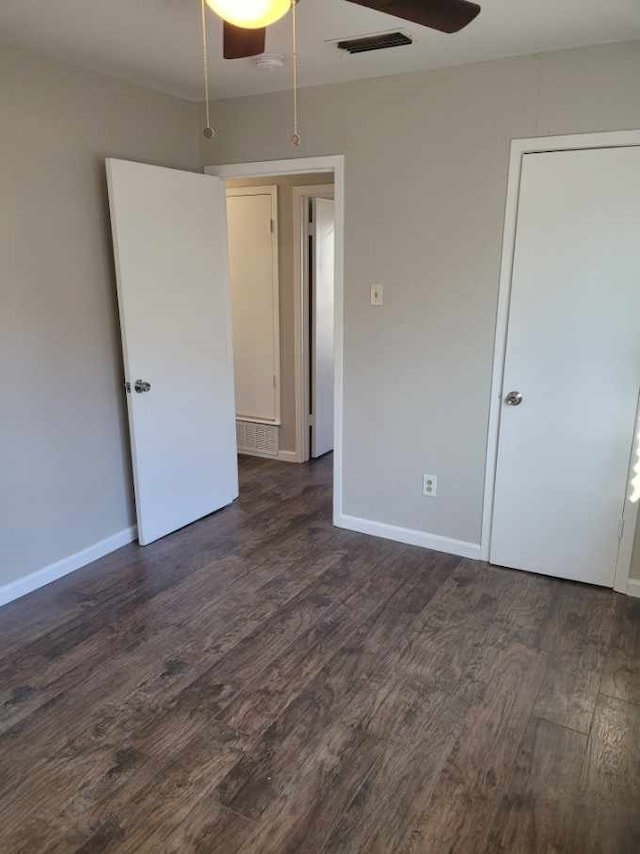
left=1, top=455, right=640, bottom=853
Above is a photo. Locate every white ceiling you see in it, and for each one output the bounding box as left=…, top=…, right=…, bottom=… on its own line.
left=1, top=1, right=639, bottom=101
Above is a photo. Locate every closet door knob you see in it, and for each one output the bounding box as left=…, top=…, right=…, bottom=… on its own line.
left=505, top=390, right=523, bottom=406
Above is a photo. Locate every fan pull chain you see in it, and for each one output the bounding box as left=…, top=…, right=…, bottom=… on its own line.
left=290, top=0, right=300, bottom=147
left=200, top=0, right=215, bottom=139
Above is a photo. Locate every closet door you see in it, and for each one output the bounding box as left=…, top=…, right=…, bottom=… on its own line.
left=226, top=187, right=280, bottom=423
left=490, top=147, right=640, bottom=586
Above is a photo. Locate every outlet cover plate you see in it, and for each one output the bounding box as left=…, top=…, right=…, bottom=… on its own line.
left=423, top=474, right=437, bottom=498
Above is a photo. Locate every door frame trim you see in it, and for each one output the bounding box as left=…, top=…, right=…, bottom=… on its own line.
left=204, top=156, right=345, bottom=526
left=292, top=184, right=335, bottom=464
left=480, top=130, right=640, bottom=593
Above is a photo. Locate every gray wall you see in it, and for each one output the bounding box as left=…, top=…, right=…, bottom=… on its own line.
left=227, top=174, right=334, bottom=453
left=2, top=39, right=639, bottom=591
left=0, top=46, right=200, bottom=587
left=202, top=41, right=640, bottom=571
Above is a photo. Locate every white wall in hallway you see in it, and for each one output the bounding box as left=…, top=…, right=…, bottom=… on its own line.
left=226, top=174, right=333, bottom=453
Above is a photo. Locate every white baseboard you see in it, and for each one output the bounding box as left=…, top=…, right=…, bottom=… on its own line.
left=0, top=526, right=137, bottom=609
left=626, top=578, right=640, bottom=599
left=238, top=448, right=301, bottom=463
left=335, top=513, right=481, bottom=560
left=237, top=448, right=278, bottom=460
left=278, top=450, right=302, bottom=464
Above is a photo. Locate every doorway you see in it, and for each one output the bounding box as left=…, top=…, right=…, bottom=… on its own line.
left=482, top=133, right=640, bottom=591
left=212, top=157, right=343, bottom=517
left=107, top=155, right=344, bottom=546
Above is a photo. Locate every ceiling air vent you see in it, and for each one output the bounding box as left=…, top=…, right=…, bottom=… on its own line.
left=337, top=31, right=412, bottom=55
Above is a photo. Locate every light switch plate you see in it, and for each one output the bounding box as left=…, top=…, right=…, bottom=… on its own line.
left=370, top=284, right=384, bottom=306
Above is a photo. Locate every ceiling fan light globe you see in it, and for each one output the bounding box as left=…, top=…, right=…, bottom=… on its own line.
left=205, top=0, right=290, bottom=29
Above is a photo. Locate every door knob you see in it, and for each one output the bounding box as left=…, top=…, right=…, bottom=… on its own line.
left=505, top=390, right=523, bottom=406
left=134, top=380, right=151, bottom=393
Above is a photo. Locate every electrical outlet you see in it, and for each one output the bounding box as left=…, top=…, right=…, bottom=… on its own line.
left=423, top=474, right=437, bottom=498
left=370, top=284, right=384, bottom=306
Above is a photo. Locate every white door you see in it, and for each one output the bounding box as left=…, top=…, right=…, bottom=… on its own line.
left=106, top=159, right=238, bottom=546
left=311, top=198, right=335, bottom=458
left=226, top=188, right=280, bottom=423
left=490, top=147, right=640, bottom=586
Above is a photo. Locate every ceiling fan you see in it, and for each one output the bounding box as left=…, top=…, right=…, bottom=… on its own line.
left=200, top=1, right=480, bottom=143
left=206, top=0, right=482, bottom=60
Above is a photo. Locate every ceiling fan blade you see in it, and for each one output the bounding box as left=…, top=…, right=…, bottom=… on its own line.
left=223, top=22, right=266, bottom=59
left=345, top=0, right=481, bottom=34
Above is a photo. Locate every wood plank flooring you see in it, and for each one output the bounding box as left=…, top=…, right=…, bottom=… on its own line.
left=1, top=455, right=640, bottom=853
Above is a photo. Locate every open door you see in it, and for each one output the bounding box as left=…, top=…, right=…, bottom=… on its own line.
left=106, top=159, right=238, bottom=546
left=311, top=197, right=335, bottom=458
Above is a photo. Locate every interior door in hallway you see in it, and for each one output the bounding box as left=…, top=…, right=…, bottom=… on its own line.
left=490, top=146, right=640, bottom=586
left=106, top=159, right=238, bottom=546
left=310, top=197, right=335, bottom=458
left=226, top=187, right=280, bottom=423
